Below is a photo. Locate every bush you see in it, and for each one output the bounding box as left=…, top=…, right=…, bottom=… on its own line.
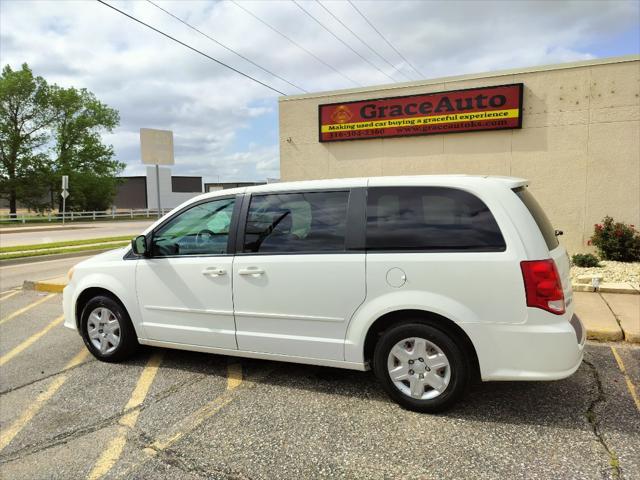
left=590, top=216, right=640, bottom=262
left=571, top=253, right=600, bottom=268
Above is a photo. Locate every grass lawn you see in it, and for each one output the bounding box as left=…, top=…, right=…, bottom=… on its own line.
left=0, top=242, right=129, bottom=260
left=0, top=236, right=133, bottom=260
left=0, top=235, right=133, bottom=254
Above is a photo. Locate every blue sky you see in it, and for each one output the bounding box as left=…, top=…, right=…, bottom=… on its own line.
left=1, top=0, right=638, bottom=183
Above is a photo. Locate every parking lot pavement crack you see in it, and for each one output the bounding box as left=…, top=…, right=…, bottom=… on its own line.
left=0, top=372, right=209, bottom=464
left=112, top=366, right=274, bottom=480
left=138, top=442, right=254, bottom=480
left=0, top=358, right=96, bottom=396
left=583, top=358, right=622, bottom=479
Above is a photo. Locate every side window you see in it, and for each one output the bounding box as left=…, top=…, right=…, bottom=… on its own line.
left=366, top=187, right=506, bottom=252
left=243, top=191, right=349, bottom=253
left=152, top=197, right=236, bottom=256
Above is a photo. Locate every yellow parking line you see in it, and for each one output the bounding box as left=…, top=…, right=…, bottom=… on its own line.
left=0, top=315, right=64, bottom=367
left=140, top=361, right=244, bottom=457
left=0, top=348, right=89, bottom=452
left=611, top=346, right=640, bottom=412
left=0, top=290, right=20, bottom=301
left=87, top=352, right=164, bottom=480
left=0, top=293, right=55, bottom=325
left=226, top=361, right=243, bottom=390
left=114, top=361, right=260, bottom=479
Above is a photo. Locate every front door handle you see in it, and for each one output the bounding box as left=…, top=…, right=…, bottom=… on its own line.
left=238, top=267, right=265, bottom=276
left=202, top=267, right=227, bottom=276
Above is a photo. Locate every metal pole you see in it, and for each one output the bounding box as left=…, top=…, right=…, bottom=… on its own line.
left=155, top=164, right=161, bottom=218
left=62, top=196, right=66, bottom=225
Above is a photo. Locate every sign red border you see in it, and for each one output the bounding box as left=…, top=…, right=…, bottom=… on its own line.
left=318, top=83, right=523, bottom=142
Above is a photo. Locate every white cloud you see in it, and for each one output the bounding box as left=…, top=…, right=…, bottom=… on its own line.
left=1, top=0, right=638, bottom=182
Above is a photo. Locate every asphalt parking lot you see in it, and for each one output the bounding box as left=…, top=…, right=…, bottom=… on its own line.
left=0, top=290, right=638, bottom=480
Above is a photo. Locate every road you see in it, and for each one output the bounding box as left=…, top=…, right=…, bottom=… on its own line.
left=0, top=255, right=93, bottom=291
left=0, top=290, right=639, bottom=480
left=0, top=220, right=154, bottom=247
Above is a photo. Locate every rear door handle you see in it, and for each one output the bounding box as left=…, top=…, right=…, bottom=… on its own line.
left=238, top=267, right=265, bottom=276
left=202, top=267, right=227, bottom=276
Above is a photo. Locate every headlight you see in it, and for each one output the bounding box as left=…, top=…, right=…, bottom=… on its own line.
left=67, top=267, right=75, bottom=281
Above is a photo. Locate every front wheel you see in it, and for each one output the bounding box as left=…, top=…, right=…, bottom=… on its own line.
left=80, top=295, right=138, bottom=362
left=373, top=323, right=470, bottom=413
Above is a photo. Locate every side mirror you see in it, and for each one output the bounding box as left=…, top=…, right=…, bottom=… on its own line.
left=132, top=235, right=149, bottom=256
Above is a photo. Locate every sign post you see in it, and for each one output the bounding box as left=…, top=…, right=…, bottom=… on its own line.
left=61, top=175, right=69, bottom=225
left=140, top=128, right=174, bottom=218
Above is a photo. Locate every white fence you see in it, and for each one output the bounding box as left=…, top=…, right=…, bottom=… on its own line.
left=0, top=208, right=173, bottom=224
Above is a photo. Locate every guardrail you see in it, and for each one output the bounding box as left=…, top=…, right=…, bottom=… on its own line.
left=0, top=208, right=173, bottom=224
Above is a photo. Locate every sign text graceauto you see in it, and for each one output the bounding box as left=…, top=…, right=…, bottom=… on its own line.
left=318, top=84, right=523, bottom=142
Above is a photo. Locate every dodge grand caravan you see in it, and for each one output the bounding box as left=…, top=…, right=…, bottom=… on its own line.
left=63, top=175, right=585, bottom=412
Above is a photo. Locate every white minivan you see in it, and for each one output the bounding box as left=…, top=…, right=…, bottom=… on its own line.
left=63, top=175, right=584, bottom=412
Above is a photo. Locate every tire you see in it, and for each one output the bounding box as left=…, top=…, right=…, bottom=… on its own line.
left=80, top=295, right=138, bottom=362
left=373, top=322, right=470, bottom=413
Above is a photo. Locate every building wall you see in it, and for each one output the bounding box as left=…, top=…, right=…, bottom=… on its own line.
left=113, top=176, right=147, bottom=209
left=171, top=176, right=202, bottom=193
left=145, top=167, right=202, bottom=209
left=279, top=56, right=640, bottom=254
left=204, top=181, right=266, bottom=192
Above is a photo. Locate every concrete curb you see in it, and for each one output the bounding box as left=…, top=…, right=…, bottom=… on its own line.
left=23, top=279, right=66, bottom=293
left=585, top=326, right=624, bottom=342
left=572, top=283, right=638, bottom=295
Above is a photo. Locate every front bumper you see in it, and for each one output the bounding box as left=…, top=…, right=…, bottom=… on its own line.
left=62, top=284, right=77, bottom=331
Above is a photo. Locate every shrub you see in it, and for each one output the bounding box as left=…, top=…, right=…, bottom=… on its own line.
left=571, top=253, right=600, bottom=268
left=590, top=216, right=640, bottom=262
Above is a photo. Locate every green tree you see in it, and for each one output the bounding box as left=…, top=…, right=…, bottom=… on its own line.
left=0, top=63, right=124, bottom=214
left=49, top=86, right=123, bottom=211
left=0, top=64, right=57, bottom=214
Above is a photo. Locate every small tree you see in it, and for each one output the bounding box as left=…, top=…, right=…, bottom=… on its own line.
left=591, top=216, right=640, bottom=262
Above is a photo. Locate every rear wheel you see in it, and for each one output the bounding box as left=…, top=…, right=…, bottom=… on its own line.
left=373, top=322, right=469, bottom=412
left=80, top=295, right=138, bottom=362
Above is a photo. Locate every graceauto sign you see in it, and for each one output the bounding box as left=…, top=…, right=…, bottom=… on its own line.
left=318, top=83, right=523, bottom=142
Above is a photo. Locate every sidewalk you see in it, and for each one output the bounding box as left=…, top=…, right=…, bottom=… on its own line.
left=23, top=278, right=640, bottom=343
left=572, top=292, right=638, bottom=343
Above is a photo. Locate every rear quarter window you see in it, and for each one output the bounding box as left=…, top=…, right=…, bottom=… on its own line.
left=366, top=187, right=506, bottom=252
left=512, top=187, right=559, bottom=251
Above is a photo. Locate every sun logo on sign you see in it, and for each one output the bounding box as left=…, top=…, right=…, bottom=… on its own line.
left=331, top=105, right=353, bottom=124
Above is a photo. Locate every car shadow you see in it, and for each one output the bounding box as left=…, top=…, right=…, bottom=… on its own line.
left=133, top=343, right=635, bottom=436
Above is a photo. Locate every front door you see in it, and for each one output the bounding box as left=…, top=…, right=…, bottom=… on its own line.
left=136, top=196, right=238, bottom=349
left=232, top=190, right=366, bottom=361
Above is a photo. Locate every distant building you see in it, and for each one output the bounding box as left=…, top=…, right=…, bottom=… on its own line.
left=114, top=176, right=147, bottom=209
left=204, top=181, right=266, bottom=192
left=115, top=167, right=202, bottom=209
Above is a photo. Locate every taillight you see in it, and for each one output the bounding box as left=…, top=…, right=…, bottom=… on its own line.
left=520, top=259, right=565, bottom=314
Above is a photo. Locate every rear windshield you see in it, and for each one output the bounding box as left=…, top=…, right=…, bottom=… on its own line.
left=513, top=187, right=559, bottom=251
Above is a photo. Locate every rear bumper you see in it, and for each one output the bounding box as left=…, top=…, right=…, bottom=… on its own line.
left=465, top=312, right=585, bottom=381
